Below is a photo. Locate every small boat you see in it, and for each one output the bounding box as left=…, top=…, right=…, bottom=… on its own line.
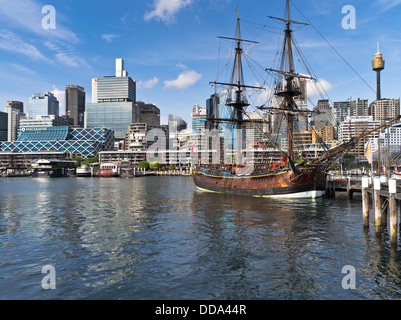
left=393, top=166, right=401, bottom=179
left=76, top=165, right=92, bottom=177
left=97, top=163, right=121, bottom=177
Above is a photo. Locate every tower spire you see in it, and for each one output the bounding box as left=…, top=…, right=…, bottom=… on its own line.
left=372, top=42, right=385, bottom=101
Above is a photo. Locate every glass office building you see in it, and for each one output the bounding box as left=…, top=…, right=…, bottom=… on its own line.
left=86, top=58, right=136, bottom=140
left=28, top=92, right=59, bottom=119
left=1, top=126, right=114, bottom=159
left=86, top=102, right=135, bottom=140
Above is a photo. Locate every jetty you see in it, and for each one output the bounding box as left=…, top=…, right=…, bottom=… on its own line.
left=327, top=172, right=401, bottom=247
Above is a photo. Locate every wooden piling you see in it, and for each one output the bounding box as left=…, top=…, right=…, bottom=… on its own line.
left=389, top=178, right=398, bottom=246
left=346, top=177, right=353, bottom=200
left=325, top=175, right=331, bottom=197
left=374, top=177, right=384, bottom=231
left=362, top=176, right=370, bottom=228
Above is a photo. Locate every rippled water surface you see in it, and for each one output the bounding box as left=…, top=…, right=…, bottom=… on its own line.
left=1, top=176, right=401, bottom=300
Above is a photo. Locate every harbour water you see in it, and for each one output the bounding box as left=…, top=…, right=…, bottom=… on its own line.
left=1, top=176, right=401, bottom=300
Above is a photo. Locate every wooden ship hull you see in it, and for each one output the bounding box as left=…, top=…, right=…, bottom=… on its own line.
left=192, top=165, right=325, bottom=198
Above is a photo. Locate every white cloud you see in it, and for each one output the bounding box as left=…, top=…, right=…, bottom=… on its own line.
left=0, top=29, right=47, bottom=61
left=307, top=78, right=333, bottom=99
left=0, top=0, right=79, bottom=43
left=164, top=70, right=202, bottom=89
left=101, top=34, right=119, bottom=42
left=51, top=85, right=65, bottom=114
left=144, top=0, right=192, bottom=24
left=377, top=0, right=401, bottom=12
left=44, top=40, right=86, bottom=68
left=137, top=77, right=160, bottom=89
left=8, top=63, right=35, bottom=74
left=255, top=85, right=274, bottom=105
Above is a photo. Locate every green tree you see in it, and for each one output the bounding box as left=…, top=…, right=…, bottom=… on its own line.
left=169, top=164, right=176, bottom=170
left=72, top=158, right=82, bottom=167
left=149, top=161, right=161, bottom=170
left=82, top=156, right=99, bottom=166
left=138, top=161, right=150, bottom=169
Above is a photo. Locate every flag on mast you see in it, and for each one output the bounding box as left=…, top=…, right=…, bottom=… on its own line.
left=364, top=139, right=372, bottom=164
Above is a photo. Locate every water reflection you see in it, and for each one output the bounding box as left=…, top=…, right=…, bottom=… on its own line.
left=2, top=177, right=401, bottom=299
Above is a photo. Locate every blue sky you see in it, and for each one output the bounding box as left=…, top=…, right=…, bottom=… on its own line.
left=0, top=0, right=401, bottom=124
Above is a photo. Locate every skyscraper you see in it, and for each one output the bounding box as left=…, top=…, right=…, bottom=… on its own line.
left=136, top=101, right=160, bottom=127
left=191, top=104, right=206, bottom=134
left=313, top=99, right=335, bottom=130
left=5, top=101, right=25, bottom=141
left=86, top=58, right=137, bottom=140
left=0, top=111, right=7, bottom=141
left=369, top=98, right=400, bottom=123
left=28, top=92, right=59, bottom=118
left=65, top=84, right=86, bottom=127
left=6, top=101, right=23, bottom=113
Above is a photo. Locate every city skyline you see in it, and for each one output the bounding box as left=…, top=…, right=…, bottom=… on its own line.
left=1, top=0, right=401, bottom=125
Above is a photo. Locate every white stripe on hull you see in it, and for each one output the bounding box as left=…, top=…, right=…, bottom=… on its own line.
left=196, top=187, right=323, bottom=199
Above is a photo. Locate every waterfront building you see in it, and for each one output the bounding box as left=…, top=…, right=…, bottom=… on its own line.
left=125, top=123, right=148, bottom=151
left=86, top=58, right=137, bottom=140
left=368, top=98, right=400, bottom=124
left=369, top=122, right=401, bottom=164
left=65, top=84, right=86, bottom=127
left=338, top=116, right=380, bottom=159
left=1, top=126, right=114, bottom=159
left=0, top=111, right=7, bottom=141
left=0, top=151, right=72, bottom=169
left=20, top=115, right=72, bottom=130
left=99, top=150, right=192, bottom=167
left=28, top=92, right=59, bottom=118
left=137, top=102, right=160, bottom=127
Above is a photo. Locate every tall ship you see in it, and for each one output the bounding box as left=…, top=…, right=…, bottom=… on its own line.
left=191, top=1, right=399, bottom=198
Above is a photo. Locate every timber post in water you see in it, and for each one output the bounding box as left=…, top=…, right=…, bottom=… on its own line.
left=373, top=177, right=385, bottom=232
left=362, top=176, right=370, bottom=228
left=389, top=178, right=398, bottom=247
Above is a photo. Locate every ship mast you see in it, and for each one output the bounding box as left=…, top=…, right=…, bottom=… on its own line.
left=209, top=5, right=263, bottom=163
left=267, top=0, right=310, bottom=165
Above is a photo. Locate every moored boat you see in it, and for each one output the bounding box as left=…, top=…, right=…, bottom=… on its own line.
left=97, top=163, right=121, bottom=177
left=191, top=1, right=400, bottom=199
left=76, top=165, right=92, bottom=177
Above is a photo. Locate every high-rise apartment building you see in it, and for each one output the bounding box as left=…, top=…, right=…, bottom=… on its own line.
left=86, top=58, right=137, bottom=140
left=368, top=98, right=400, bottom=123
left=349, top=98, right=369, bottom=117
left=338, top=116, right=380, bottom=158
left=333, top=100, right=350, bottom=125
left=5, top=101, right=25, bottom=141
left=28, top=92, right=59, bottom=119
left=65, top=84, right=86, bottom=127
left=333, top=98, right=369, bottom=125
